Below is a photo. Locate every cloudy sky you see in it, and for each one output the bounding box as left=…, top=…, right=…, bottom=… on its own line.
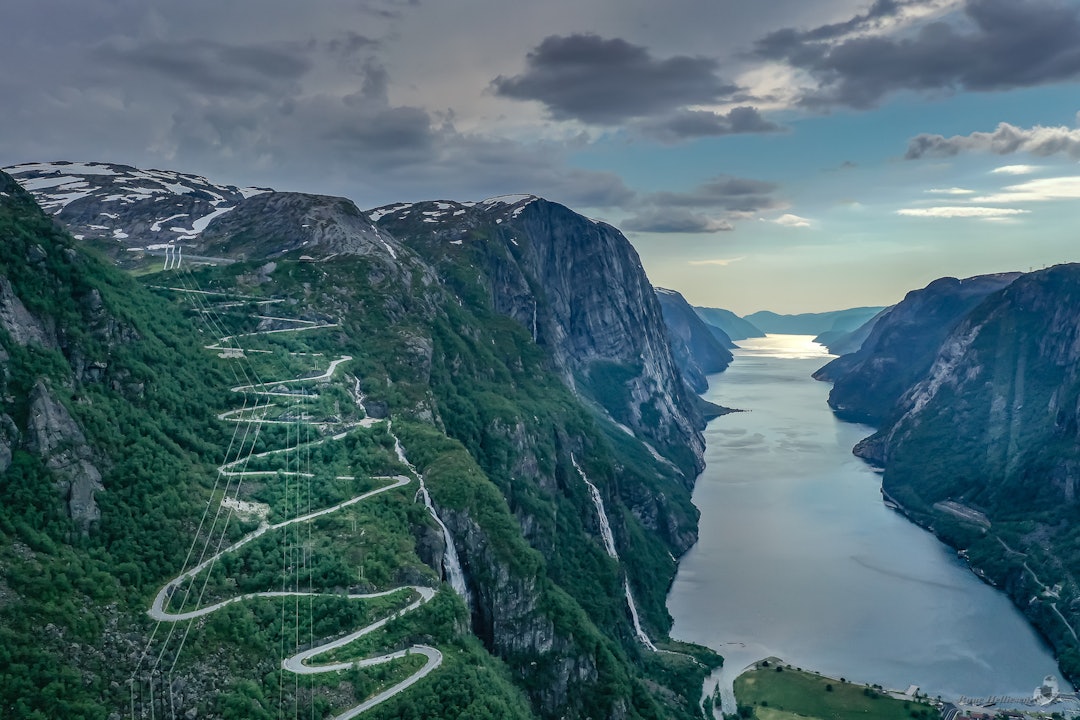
left=4, top=0, right=1080, bottom=313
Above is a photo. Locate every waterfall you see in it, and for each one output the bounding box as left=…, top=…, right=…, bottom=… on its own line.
left=574, top=458, right=617, bottom=558
left=418, top=479, right=471, bottom=605
left=624, top=581, right=659, bottom=652
left=352, top=377, right=365, bottom=407
left=572, top=456, right=656, bottom=651
left=393, top=430, right=472, bottom=607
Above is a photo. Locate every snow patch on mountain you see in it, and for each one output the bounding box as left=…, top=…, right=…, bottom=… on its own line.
left=151, top=214, right=189, bottom=232
left=4, top=161, right=274, bottom=257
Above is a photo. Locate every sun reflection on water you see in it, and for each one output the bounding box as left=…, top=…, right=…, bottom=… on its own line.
left=733, top=334, right=834, bottom=360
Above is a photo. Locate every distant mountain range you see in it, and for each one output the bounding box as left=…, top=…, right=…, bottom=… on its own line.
left=692, top=306, right=764, bottom=342
left=744, top=307, right=885, bottom=336
left=691, top=303, right=888, bottom=350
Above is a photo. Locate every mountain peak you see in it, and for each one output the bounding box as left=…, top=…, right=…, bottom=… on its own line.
left=477, top=193, right=538, bottom=209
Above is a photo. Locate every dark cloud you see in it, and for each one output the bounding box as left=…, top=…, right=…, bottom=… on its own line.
left=356, top=59, right=391, bottom=104
left=150, top=89, right=639, bottom=210
left=646, top=175, right=781, bottom=213
left=622, top=208, right=734, bottom=233
left=615, top=175, right=783, bottom=234
left=756, top=0, right=1080, bottom=109
left=755, top=0, right=910, bottom=58
left=0, top=2, right=787, bottom=222
left=906, top=120, right=1080, bottom=158
left=326, top=105, right=435, bottom=159
left=94, top=39, right=312, bottom=96
left=492, top=33, right=739, bottom=124
left=639, top=106, right=784, bottom=141
left=564, top=173, right=637, bottom=208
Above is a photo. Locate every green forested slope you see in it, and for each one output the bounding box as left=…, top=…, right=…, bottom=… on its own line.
left=0, top=172, right=717, bottom=719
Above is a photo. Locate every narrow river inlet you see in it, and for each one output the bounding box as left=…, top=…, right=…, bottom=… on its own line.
left=666, top=335, right=1065, bottom=712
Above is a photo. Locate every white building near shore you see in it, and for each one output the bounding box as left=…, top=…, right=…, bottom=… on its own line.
left=1034, top=675, right=1060, bottom=706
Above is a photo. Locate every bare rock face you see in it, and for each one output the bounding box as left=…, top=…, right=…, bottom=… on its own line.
left=512, top=200, right=705, bottom=472
left=441, top=505, right=601, bottom=716
left=25, top=380, right=103, bottom=531
left=0, top=277, right=57, bottom=349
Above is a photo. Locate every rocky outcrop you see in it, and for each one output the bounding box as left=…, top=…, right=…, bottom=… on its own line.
left=867, top=266, right=1076, bottom=470
left=0, top=412, right=18, bottom=473
left=654, top=287, right=732, bottom=393
left=0, top=276, right=57, bottom=349
left=197, top=191, right=405, bottom=265
left=814, top=273, right=1020, bottom=424
left=511, top=200, right=706, bottom=472
left=442, top=506, right=599, bottom=713
left=25, top=380, right=103, bottom=531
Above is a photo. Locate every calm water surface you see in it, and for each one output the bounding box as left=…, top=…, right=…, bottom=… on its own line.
left=667, top=335, right=1065, bottom=710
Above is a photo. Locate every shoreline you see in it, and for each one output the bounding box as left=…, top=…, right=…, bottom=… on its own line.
left=670, top=339, right=1066, bottom=717
left=876, top=483, right=1077, bottom=694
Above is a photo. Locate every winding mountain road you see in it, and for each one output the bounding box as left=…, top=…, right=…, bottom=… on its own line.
left=148, top=317, right=443, bottom=718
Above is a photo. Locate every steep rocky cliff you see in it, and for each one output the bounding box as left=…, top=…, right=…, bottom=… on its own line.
left=24, top=379, right=104, bottom=531
left=372, top=196, right=708, bottom=477
left=0, top=169, right=249, bottom=716
left=848, top=264, right=1080, bottom=681
left=0, top=171, right=149, bottom=533
left=814, top=273, right=1020, bottom=424
left=654, top=287, right=733, bottom=394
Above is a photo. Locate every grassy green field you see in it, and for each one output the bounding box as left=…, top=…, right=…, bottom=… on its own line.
left=733, top=661, right=940, bottom=720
